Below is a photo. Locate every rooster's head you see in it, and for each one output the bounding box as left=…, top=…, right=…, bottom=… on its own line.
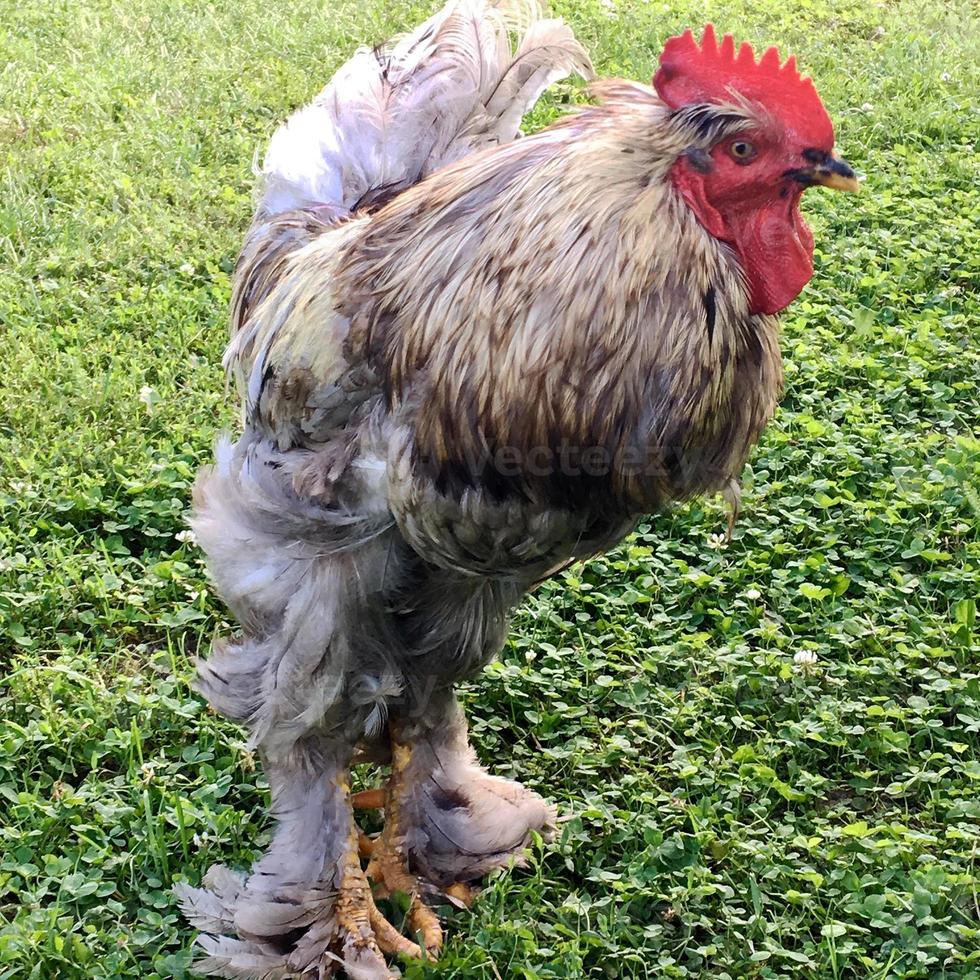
left=653, top=25, right=857, bottom=315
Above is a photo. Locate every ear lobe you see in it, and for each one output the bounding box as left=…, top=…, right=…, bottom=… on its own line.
left=670, top=159, right=728, bottom=240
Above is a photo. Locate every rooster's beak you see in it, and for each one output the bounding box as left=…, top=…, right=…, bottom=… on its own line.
left=791, top=151, right=860, bottom=192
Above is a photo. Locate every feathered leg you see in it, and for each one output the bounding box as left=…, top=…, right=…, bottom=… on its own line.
left=179, top=446, right=417, bottom=978
left=357, top=692, right=556, bottom=949
left=176, top=738, right=398, bottom=979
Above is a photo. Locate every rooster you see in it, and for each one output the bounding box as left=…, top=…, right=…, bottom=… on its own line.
left=176, top=1, right=857, bottom=976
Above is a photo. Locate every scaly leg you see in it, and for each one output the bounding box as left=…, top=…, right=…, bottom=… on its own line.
left=355, top=693, right=556, bottom=955
left=177, top=739, right=420, bottom=979
left=363, top=737, right=444, bottom=958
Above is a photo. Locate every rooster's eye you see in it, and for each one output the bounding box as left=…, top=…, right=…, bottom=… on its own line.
left=729, top=140, right=757, bottom=164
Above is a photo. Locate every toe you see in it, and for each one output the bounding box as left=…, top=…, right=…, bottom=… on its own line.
left=367, top=896, right=424, bottom=960
left=351, top=787, right=386, bottom=809
left=408, top=897, right=443, bottom=957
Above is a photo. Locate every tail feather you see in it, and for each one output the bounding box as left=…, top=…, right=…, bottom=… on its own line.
left=481, top=17, right=594, bottom=142
left=230, top=0, right=592, bottom=336
left=259, top=0, right=592, bottom=217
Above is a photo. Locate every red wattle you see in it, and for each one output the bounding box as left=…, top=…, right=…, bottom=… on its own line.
left=729, top=203, right=815, bottom=315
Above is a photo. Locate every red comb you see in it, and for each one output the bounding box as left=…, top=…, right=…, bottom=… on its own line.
left=653, top=24, right=833, bottom=146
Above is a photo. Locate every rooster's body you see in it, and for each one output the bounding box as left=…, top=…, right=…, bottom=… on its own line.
left=177, top=3, right=856, bottom=976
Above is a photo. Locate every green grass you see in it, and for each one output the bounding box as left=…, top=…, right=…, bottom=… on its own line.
left=1, top=0, right=978, bottom=976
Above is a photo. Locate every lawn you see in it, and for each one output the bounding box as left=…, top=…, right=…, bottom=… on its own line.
left=1, top=0, right=978, bottom=976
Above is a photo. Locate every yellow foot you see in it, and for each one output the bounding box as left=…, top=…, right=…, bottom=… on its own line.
left=331, top=778, right=440, bottom=966
left=182, top=766, right=483, bottom=979
left=282, top=805, right=418, bottom=978
left=350, top=711, right=554, bottom=968
left=358, top=737, right=456, bottom=960
left=365, top=831, right=443, bottom=958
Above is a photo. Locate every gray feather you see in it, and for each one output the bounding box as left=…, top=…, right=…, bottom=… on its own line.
left=193, top=935, right=296, bottom=980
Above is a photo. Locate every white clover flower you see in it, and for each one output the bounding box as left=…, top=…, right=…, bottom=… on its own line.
left=175, top=528, right=197, bottom=545
left=139, top=385, right=160, bottom=409
left=793, top=650, right=820, bottom=675
left=706, top=532, right=726, bottom=550
left=745, top=587, right=762, bottom=601
left=179, top=262, right=195, bottom=275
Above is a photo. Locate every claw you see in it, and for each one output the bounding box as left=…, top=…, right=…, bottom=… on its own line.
left=444, top=881, right=478, bottom=909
